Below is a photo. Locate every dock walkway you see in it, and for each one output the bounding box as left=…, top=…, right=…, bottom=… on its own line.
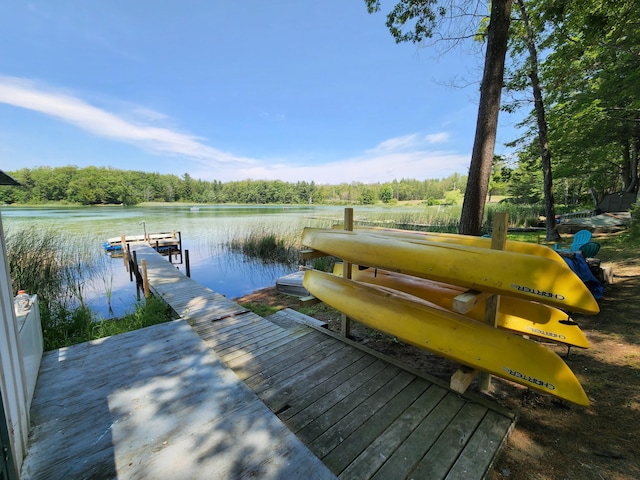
left=133, top=243, right=515, bottom=479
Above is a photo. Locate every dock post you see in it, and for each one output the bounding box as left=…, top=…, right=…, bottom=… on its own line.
left=479, top=211, right=508, bottom=392
left=132, top=251, right=138, bottom=281
left=121, top=234, right=128, bottom=271
left=128, top=245, right=133, bottom=282
left=132, top=251, right=140, bottom=300
left=341, top=208, right=353, bottom=338
left=185, top=250, right=191, bottom=278
left=141, top=259, right=150, bottom=299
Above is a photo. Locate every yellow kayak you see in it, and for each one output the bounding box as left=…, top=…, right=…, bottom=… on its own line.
left=333, top=264, right=589, bottom=349
left=302, top=228, right=600, bottom=315
left=334, top=225, right=565, bottom=264
left=303, top=270, right=589, bottom=406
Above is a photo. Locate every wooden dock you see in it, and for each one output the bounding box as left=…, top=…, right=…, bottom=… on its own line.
left=130, top=243, right=516, bottom=479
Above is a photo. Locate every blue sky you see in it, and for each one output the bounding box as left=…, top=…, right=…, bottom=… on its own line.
left=0, top=1, right=519, bottom=184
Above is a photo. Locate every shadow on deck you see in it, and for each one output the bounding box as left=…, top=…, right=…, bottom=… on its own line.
left=21, top=320, right=335, bottom=479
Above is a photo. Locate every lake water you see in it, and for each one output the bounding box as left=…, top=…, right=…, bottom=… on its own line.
left=1, top=204, right=413, bottom=318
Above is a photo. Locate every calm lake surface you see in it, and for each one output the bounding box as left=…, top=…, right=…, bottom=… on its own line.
left=1, top=204, right=418, bottom=318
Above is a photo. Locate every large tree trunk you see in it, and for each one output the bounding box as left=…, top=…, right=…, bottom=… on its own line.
left=516, top=0, right=561, bottom=242
left=459, top=0, right=513, bottom=235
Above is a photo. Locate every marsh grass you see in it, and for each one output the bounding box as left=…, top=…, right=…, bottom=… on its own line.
left=6, top=226, right=173, bottom=350
left=6, top=226, right=97, bottom=310
left=485, top=204, right=545, bottom=230
left=226, top=224, right=302, bottom=266
left=353, top=204, right=546, bottom=233
left=224, top=204, right=550, bottom=271
left=354, top=206, right=463, bottom=232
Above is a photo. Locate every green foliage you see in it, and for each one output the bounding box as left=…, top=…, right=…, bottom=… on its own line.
left=379, top=185, right=393, bottom=203
left=311, top=256, right=339, bottom=272
left=364, top=0, right=447, bottom=44
left=444, top=189, right=463, bottom=205
left=1, top=166, right=471, bottom=207
left=627, top=202, right=640, bottom=242
left=359, top=188, right=376, bottom=205
left=505, top=0, right=640, bottom=204
left=40, top=304, right=95, bottom=351
left=40, top=296, right=173, bottom=351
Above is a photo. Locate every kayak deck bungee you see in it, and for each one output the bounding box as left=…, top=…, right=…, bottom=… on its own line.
left=302, top=227, right=600, bottom=315
left=333, top=264, right=590, bottom=349
left=303, top=270, right=589, bottom=406
left=332, top=225, right=566, bottom=265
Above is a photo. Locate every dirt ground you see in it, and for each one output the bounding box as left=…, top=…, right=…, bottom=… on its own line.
left=234, top=256, right=640, bottom=480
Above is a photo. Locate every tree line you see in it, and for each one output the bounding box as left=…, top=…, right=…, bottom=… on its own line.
left=0, top=166, right=475, bottom=206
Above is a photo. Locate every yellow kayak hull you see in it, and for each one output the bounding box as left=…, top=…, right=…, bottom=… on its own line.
left=303, top=270, right=589, bottom=406
left=333, top=264, right=589, bottom=349
left=335, top=225, right=565, bottom=264
left=302, top=228, right=599, bottom=315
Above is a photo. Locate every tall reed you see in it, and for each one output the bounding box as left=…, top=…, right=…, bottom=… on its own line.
left=227, top=226, right=300, bottom=265
left=5, top=226, right=97, bottom=310
left=6, top=226, right=173, bottom=350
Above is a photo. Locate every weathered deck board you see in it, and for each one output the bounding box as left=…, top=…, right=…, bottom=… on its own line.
left=129, top=243, right=516, bottom=479
left=21, top=321, right=336, bottom=479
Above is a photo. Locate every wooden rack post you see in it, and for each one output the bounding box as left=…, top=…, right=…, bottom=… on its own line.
left=450, top=212, right=508, bottom=394
left=341, top=208, right=354, bottom=338
left=480, top=212, right=508, bottom=391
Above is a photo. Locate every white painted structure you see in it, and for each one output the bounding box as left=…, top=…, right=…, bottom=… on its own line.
left=0, top=211, right=43, bottom=478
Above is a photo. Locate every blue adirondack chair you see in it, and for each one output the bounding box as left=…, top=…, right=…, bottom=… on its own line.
left=579, top=241, right=601, bottom=258
left=554, top=229, right=592, bottom=252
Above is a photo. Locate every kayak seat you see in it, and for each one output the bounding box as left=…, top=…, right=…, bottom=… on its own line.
left=554, top=229, right=592, bottom=252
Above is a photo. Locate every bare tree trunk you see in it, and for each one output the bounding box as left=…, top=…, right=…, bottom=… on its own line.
left=460, top=0, right=513, bottom=235
left=516, top=0, right=561, bottom=242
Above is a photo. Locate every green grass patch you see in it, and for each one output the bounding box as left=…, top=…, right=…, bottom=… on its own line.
left=41, top=296, right=174, bottom=351
left=240, top=302, right=280, bottom=317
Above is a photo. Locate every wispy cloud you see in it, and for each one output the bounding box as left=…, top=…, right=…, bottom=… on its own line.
left=0, top=76, right=469, bottom=182
left=200, top=132, right=469, bottom=183
left=426, top=132, right=449, bottom=144
left=368, top=133, right=422, bottom=153
left=0, top=75, right=255, bottom=167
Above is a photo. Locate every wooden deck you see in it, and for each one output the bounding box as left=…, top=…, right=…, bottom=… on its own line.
left=131, top=243, right=516, bottom=479
left=21, top=320, right=336, bottom=479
